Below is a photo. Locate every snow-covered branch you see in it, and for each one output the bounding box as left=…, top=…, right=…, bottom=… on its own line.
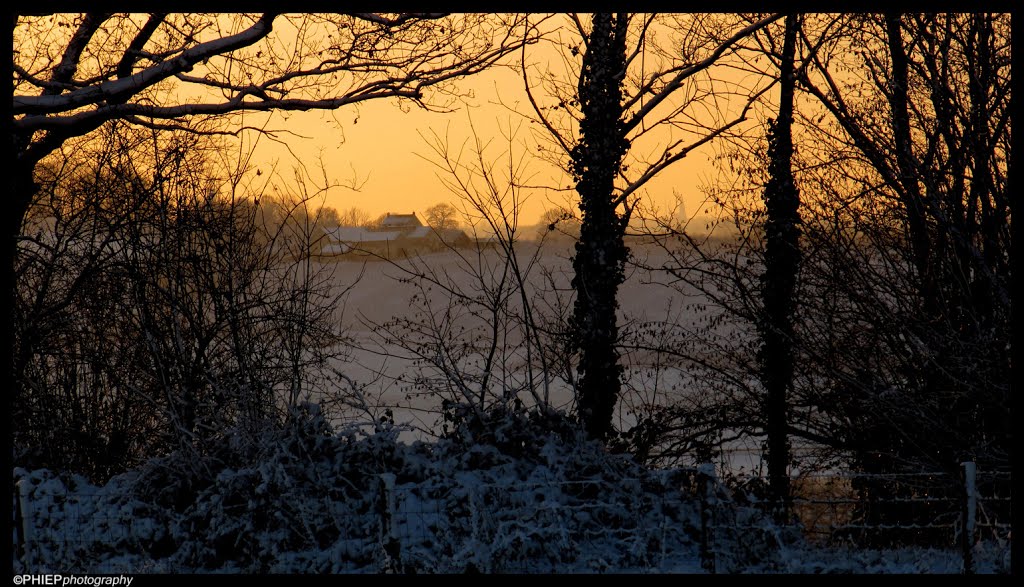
left=15, top=14, right=278, bottom=115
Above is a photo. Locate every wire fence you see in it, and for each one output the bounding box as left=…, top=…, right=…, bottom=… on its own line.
left=382, top=476, right=704, bottom=573
left=12, top=464, right=1012, bottom=574
left=702, top=463, right=1012, bottom=573
left=12, top=470, right=705, bottom=574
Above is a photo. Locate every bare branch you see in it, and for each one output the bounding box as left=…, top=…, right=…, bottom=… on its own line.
left=44, top=13, right=112, bottom=96
left=621, top=13, right=783, bottom=134
left=349, top=13, right=448, bottom=27
left=116, top=13, right=167, bottom=79
left=521, top=20, right=573, bottom=157
left=615, top=82, right=773, bottom=208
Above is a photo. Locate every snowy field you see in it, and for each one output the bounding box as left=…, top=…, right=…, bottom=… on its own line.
left=317, top=240, right=775, bottom=473
left=321, top=243, right=726, bottom=427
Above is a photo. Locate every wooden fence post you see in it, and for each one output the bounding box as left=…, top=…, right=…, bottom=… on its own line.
left=697, top=463, right=717, bottom=574
left=377, top=473, right=401, bottom=573
left=13, top=479, right=26, bottom=561
left=15, top=479, right=33, bottom=564
left=960, top=461, right=977, bottom=575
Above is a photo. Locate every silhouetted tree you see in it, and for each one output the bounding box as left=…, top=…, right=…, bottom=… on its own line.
left=568, top=14, right=630, bottom=440
left=14, top=125, right=351, bottom=478
left=630, top=14, right=1010, bottom=518
left=794, top=12, right=1011, bottom=474
left=424, top=202, right=461, bottom=230
left=522, top=13, right=782, bottom=440
left=356, top=123, right=565, bottom=429
left=337, top=206, right=372, bottom=228
left=759, top=13, right=800, bottom=520
left=785, top=12, right=1012, bottom=542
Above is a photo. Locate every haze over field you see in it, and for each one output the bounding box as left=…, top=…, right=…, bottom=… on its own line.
left=314, top=239, right=772, bottom=470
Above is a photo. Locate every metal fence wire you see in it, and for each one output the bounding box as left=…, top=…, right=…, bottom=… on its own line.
left=701, top=463, right=1011, bottom=573
left=382, top=477, right=704, bottom=573
left=13, top=464, right=1011, bottom=574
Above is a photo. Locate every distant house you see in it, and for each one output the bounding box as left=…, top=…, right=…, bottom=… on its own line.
left=321, top=212, right=470, bottom=259
left=379, top=213, right=423, bottom=230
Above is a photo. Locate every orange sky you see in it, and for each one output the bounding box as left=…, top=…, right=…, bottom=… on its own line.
left=16, top=14, right=779, bottom=230
left=243, top=17, right=737, bottom=229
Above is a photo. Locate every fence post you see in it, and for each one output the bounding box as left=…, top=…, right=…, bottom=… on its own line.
left=468, top=483, right=479, bottom=546
left=13, top=479, right=26, bottom=561
left=697, top=463, right=717, bottom=574
left=16, top=479, right=34, bottom=564
left=659, top=495, right=668, bottom=572
left=377, top=473, right=401, bottom=573
left=960, top=461, right=976, bottom=575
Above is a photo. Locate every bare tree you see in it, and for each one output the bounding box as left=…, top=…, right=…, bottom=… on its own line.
left=13, top=122, right=356, bottom=478
left=424, top=202, right=461, bottom=230
left=337, top=206, right=372, bottom=228
left=787, top=13, right=1012, bottom=473
left=12, top=14, right=538, bottom=193
left=351, top=122, right=570, bottom=436
left=632, top=13, right=1010, bottom=490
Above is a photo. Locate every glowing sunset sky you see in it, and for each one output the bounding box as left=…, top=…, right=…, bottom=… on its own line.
left=242, top=14, right=752, bottom=228
left=16, top=14, right=773, bottom=228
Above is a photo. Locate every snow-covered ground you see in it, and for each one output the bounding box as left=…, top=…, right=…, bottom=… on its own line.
left=12, top=415, right=711, bottom=574
left=319, top=243, right=761, bottom=457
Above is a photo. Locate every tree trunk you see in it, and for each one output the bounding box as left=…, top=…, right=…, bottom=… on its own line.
left=570, top=14, right=630, bottom=441
left=760, top=13, right=800, bottom=521
left=885, top=13, right=935, bottom=315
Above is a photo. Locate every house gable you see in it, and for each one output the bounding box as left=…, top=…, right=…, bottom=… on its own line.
left=379, top=213, right=423, bottom=230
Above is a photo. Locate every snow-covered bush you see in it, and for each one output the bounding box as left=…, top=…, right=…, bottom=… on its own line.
left=14, top=404, right=1004, bottom=573
left=13, top=467, right=177, bottom=574
left=13, top=405, right=707, bottom=573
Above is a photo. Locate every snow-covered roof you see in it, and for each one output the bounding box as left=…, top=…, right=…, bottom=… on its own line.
left=380, top=213, right=422, bottom=228
left=404, top=226, right=433, bottom=239
left=326, top=227, right=400, bottom=243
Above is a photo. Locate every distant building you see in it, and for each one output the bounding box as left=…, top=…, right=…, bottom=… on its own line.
left=321, top=212, right=470, bottom=259
left=379, top=213, right=423, bottom=230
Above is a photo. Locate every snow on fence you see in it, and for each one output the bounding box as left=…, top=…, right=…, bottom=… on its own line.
left=11, top=469, right=706, bottom=574
left=381, top=477, right=705, bottom=573
left=700, top=463, right=1012, bottom=573
left=12, top=476, right=183, bottom=573
left=12, top=464, right=1011, bottom=574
